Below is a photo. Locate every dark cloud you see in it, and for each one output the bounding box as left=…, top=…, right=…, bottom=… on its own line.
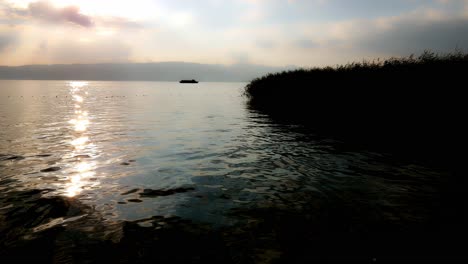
left=295, top=14, right=468, bottom=64
left=23, top=1, right=94, bottom=27
left=356, top=17, right=468, bottom=55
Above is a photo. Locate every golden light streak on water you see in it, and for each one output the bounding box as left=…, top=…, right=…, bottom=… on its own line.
left=74, top=95, right=84, bottom=103
left=71, top=136, right=89, bottom=150
left=64, top=163, right=97, bottom=198
left=69, top=81, right=89, bottom=89
left=64, top=81, right=99, bottom=197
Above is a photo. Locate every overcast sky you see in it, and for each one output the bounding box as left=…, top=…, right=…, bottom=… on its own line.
left=1, top=0, right=468, bottom=67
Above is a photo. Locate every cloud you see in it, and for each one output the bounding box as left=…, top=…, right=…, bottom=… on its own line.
left=98, top=17, right=143, bottom=29
left=357, top=18, right=468, bottom=54
left=230, top=52, right=251, bottom=64
left=256, top=39, right=276, bottom=49
left=232, top=5, right=468, bottom=66
left=2, top=1, right=143, bottom=29
left=294, top=39, right=319, bottom=49
left=19, top=1, right=94, bottom=27
left=0, top=32, right=16, bottom=51
left=2, top=0, right=468, bottom=67
left=319, top=8, right=468, bottom=56
left=49, top=39, right=131, bottom=64
left=286, top=7, right=468, bottom=51
left=0, top=23, right=134, bottom=65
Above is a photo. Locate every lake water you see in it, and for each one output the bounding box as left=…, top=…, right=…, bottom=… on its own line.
left=0, top=80, right=464, bottom=262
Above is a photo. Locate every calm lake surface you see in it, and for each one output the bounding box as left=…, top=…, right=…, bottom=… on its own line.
left=0, top=80, right=464, bottom=262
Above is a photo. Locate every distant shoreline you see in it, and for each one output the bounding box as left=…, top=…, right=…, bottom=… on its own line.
left=0, top=79, right=248, bottom=83
left=0, top=62, right=291, bottom=83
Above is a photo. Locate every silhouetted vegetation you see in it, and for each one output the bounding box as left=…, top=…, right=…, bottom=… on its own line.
left=245, top=51, right=467, bottom=167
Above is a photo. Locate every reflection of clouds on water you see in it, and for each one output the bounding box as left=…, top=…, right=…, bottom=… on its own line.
left=65, top=81, right=99, bottom=197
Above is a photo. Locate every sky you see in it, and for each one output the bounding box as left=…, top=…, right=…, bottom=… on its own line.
left=1, top=0, right=468, bottom=67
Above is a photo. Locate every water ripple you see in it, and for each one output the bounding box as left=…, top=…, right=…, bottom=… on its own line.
left=0, top=81, right=455, bottom=261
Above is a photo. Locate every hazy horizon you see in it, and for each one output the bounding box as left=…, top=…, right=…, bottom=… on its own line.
left=0, top=61, right=292, bottom=81
left=0, top=61, right=293, bottom=68
left=2, top=0, right=468, bottom=68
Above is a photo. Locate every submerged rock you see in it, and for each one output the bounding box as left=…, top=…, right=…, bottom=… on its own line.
left=40, top=167, right=61, bottom=173
left=127, top=199, right=143, bottom=203
left=120, top=189, right=140, bottom=195
left=36, top=154, right=52, bottom=158
left=0, top=155, right=25, bottom=161
left=139, top=187, right=195, bottom=197
left=74, top=155, right=91, bottom=159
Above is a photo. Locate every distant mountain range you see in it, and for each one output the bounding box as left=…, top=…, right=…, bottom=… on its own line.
left=0, top=62, right=293, bottom=82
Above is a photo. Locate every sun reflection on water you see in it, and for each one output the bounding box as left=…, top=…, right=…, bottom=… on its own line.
left=73, top=95, right=84, bottom=103
left=71, top=136, right=89, bottom=150
left=69, top=118, right=90, bottom=132
left=65, top=81, right=100, bottom=197
left=69, top=81, right=88, bottom=89
left=65, top=163, right=97, bottom=197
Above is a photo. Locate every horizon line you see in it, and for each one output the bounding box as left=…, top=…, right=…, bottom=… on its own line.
left=0, top=61, right=294, bottom=68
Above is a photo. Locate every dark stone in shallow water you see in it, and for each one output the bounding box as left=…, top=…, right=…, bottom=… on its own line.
left=0, top=189, right=95, bottom=263
left=40, top=167, right=61, bottom=172
left=127, top=199, right=143, bottom=203
left=120, top=162, right=130, bottom=166
left=140, top=187, right=195, bottom=197
left=220, top=194, right=231, bottom=200
left=36, top=154, right=52, bottom=158
left=0, top=155, right=25, bottom=161
left=121, top=189, right=140, bottom=195
left=74, top=155, right=91, bottom=159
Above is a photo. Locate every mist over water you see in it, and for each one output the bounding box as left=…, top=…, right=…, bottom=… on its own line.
left=0, top=81, right=462, bottom=262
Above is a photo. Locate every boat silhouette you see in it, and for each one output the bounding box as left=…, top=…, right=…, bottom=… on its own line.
left=179, top=79, right=198, bottom=83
